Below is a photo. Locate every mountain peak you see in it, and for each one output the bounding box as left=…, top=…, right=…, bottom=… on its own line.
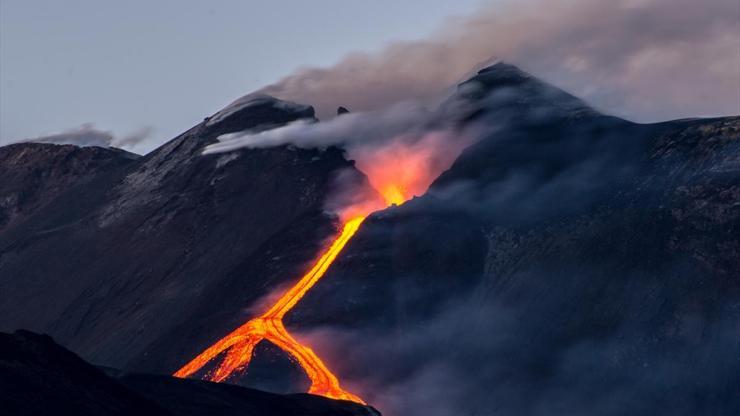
left=456, top=61, right=596, bottom=119
left=205, top=93, right=315, bottom=137
left=476, top=61, right=532, bottom=79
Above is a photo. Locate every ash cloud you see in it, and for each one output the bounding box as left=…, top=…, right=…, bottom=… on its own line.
left=25, top=123, right=152, bottom=150
left=260, top=0, right=739, bottom=122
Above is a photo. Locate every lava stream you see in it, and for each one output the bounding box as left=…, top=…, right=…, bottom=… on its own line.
left=174, top=216, right=366, bottom=403
left=174, top=131, right=462, bottom=404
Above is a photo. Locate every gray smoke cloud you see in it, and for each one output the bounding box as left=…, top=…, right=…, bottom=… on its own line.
left=25, top=123, right=151, bottom=150
left=303, top=285, right=740, bottom=416
left=203, top=101, right=436, bottom=153
left=260, top=0, right=739, bottom=122
left=202, top=97, right=478, bottom=221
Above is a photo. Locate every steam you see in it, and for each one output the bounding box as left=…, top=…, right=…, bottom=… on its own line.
left=204, top=99, right=475, bottom=220
left=204, top=101, right=439, bottom=153
left=260, top=0, right=739, bottom=122
left=25, top=123, right=152, bottom=150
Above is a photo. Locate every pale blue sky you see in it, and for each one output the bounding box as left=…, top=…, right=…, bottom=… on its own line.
left=0, top=0, right=483, bottom=150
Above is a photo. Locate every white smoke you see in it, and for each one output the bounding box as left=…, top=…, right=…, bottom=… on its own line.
left=260, top=0, right=739, bottom=122
left=203, top=101, right=440, bottom=154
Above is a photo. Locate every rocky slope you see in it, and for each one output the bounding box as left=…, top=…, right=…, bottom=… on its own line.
left=0, top=95, right=370, bottom=379
left=288, top=64, right=740, bottom=415
left=0, top=330, right=377, bottom=416
left=0, top=143, right=137, bottom=232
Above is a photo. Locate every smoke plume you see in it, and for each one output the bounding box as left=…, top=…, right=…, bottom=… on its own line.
left=204, top=99, right=475, bottom=220
left=260, top=0, right=739, bottom=122
left=25, top=123, right=151, bottom=150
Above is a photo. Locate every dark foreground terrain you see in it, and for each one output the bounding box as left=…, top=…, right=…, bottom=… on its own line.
left=0, top=330, right=378, bottom=416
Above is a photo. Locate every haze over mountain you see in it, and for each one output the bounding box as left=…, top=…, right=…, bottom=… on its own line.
left=1, top=63, right=738, bottom=415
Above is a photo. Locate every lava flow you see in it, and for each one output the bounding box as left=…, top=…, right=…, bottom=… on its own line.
left=174, top=216, right=366, bottom=402
left=175, top=130, right=466, bottom=404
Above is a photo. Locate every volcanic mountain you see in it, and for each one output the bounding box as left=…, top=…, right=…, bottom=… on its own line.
left=1, top=63, right=738, bottom=415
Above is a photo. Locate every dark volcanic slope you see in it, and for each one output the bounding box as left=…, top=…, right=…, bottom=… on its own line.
left=120, top=375, right=378, bottom=416
left=0, top=330, right=378, bottom=416
left=0, top=95, right=370, bottom=377
left=0, top=330, right=165, bottom=416
left=0, top=143, right=138, bottom=232
left=290, top=64, right=740, bottom=415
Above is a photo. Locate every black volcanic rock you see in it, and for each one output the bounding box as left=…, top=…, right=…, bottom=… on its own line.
left=119, top=375, right=379, bottom=416
left=455, top=61, right=598, bottom=123
left=0, top=95, right=372, bottom=382
left=0, top=330, right=379, bottom=416
left=0, top=330, right=165, bottom=415
left=0, top=143, right=138, bottom=232
left=337, top=106, right=350, bottom=116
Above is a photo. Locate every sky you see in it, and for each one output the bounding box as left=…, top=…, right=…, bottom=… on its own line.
left=0, top=0, right=483, bottom=151
left=2, top=0, right=738, bottom=153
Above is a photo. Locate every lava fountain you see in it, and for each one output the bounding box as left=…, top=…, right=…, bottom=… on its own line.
left=175, top=131, right=467, bottom=403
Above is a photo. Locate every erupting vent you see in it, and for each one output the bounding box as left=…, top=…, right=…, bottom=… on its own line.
left=175, top=132, right=464, bottom=403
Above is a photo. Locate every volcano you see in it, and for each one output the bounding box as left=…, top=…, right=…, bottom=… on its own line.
left=1, top=63, right=738, bottom=415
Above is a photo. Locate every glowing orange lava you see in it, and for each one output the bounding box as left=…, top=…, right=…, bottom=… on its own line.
left=353, top=132, right=466, bottom=207
left=175, top=132, right=468, bottom=404
left=174, top=216, right=366, bottom=403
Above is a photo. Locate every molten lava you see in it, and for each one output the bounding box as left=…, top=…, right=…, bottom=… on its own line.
left=175, top=131, right=469, bottom=404
left=174, top=216, right=366, bottom=403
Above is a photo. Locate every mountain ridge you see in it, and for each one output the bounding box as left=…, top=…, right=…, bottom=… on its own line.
left=0, top=329, right=378, bottom=416
left=1, top=62, right=738, bottom=415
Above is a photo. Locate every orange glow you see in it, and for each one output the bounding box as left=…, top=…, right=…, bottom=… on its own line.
left=380, top=184, right=406, bottom=206
left=352, top=132, right=465, bottom=206
left=175, top=217, right=366, bottom=403
left=175, top=131, right=469, bottom=404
